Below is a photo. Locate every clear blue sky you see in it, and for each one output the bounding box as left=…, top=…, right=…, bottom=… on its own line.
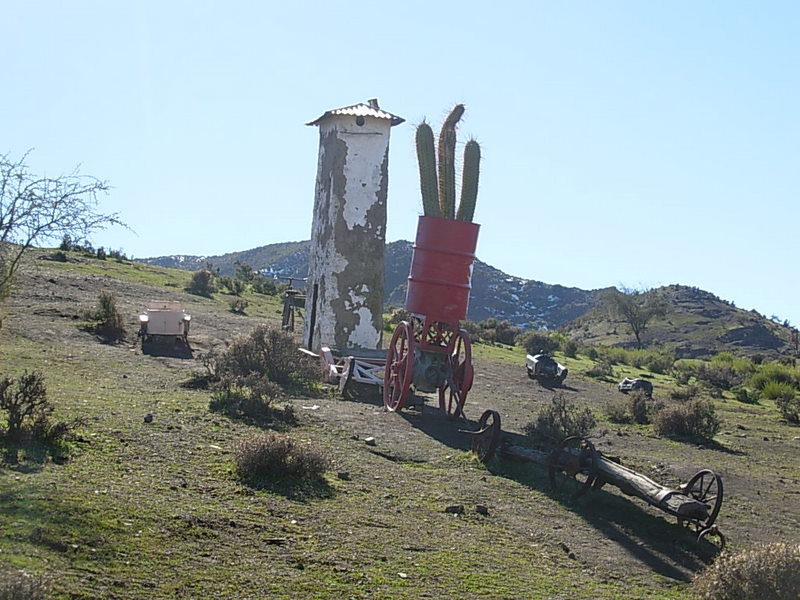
left=3, top=1, right=798, bottom=327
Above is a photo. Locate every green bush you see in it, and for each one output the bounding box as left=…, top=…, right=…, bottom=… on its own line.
left=585, top=360, right=613, bottom=379
left=0, top=371, right=82, bottom=448
left=561, top=338, right=578, bottom=358
left=228, top=297, right=248, bottom=315
left=653, top=399, right=721, bottom=442
left=761, top=380, right=796, bottom=401
left=692, top=542, right=800, bottom=600
left=604, top=392, right=657, bottom=425
left=251, top=275, right=281, bottom=296
left=85, top=291, right=126, bottom=341
left=234, top=431, right=328, bottom=483
left=670, top=385, right=700, bottom=402
left=519, top=330, right=558, bottom=356
left=523, top=393, right=596, bottom=446
left=186, top=268, right=217, bottom=296
left=732, top=386, right=759, bottom=404
left=0, top=569, right=47, bottom=600
left=749, top=362, right=797, bottom=391
left=209, top=382, right=280, bottom=421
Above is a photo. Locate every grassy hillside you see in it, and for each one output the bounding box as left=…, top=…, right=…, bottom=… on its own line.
left=563, top=284, right=794, bottom=358
left=2, top=252, right=799, bottom=598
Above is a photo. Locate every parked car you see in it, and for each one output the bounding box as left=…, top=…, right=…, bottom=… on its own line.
left=618, top=377, right=653, bottom=396
left=138, top=301, right=191, bottom=344
left=526, top=352, right=568, bottom=384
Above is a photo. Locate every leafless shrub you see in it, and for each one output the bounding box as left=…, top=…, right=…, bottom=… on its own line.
left=653, top=400, right=721, bottom=442
left=234, top=431, right=328, bottom=483
left=692, top=542, right=800, bottom=600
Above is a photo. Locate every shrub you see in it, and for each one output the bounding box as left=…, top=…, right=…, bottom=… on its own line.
left=229, top=297, right=249, bottom=315
left=585, top=346, right=598, bottom=360
left=629, top=391, right=651, bottom=425
left=251, top=275, right=281, bottom=296
left=58, top=234, right=73, bottom=251
left=186, top=268, right=217, bottom=296
left=86, top=291, right=126, bottom=341
left=732, top=386, right=758, bottom=404
left=214, top=324, right=316, bottom=388
left=0, top=371, right=82, bottom=448
left=692, top=542, right=800, bottom=600
left=0, top=569, right=47, bottom=600
left=523, top=393, right=596, bottom=446
left=749, top=362, right=797, bottom=391
left=209, top=381, right=281, bottom=421
left=561, top=338, right=578, bottom=358
left=695, top=363, right=744, bottom=391
left=653, top=400, right=721, bottom=442
left=761, top=380, right=796, bottom=401
left=604, top=399, right=631, bottom=424
left=234, top=431, right=328, bottom=483
left=0, top=372, right=50, bottom=443
left=604, top=391, right=657, bottom=425
left=95, top=246, right=106, bottom=260
left=670, top=385, right=699, bottom=402
left=519, top=330, right=558, bottom=356
left=776, top=394, right=800, bottom=424
left=585, top=360, right=613, bottom=379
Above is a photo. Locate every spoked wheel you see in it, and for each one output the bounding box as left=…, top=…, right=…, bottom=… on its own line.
left=438, top=329, right=474, bottom=418
left=679, top=469, right=724, bottom=532
left=548, top=436, right=598, bottom=498
left=383, top=321, right=415, bottom=412
left=471, top=410, right=502, bottom=463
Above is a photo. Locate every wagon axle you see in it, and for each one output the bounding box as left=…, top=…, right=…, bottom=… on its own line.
left=470, top=410, right=726, bottom=549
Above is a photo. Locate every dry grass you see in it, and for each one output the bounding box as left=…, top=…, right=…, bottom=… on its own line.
left=692, top=542, right=800, bottom=600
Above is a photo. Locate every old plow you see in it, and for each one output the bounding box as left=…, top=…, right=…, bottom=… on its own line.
left=469, top=410, right=725, bottom=548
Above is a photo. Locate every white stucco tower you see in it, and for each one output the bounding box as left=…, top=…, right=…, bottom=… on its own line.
left=304, top=99, right=404, bottom=352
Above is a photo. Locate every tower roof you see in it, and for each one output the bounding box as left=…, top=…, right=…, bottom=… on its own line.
left=306, top=98, right=404, bottom=127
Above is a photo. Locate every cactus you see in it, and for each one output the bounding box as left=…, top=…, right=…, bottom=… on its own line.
left=415, top=122, right=440, bottom=218
left=437, top=104, right=464, bottom=219
left=456, top=139, right=480, bottom=222
left=415, top=103, right=480, bottom=222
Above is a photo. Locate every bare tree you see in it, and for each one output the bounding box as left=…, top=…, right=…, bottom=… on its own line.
left=0, top=150, right=124, bottom=305
left=602, top=286, right=668, bottom=349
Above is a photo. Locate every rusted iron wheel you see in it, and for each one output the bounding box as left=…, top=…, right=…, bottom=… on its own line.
left=680, top=469, right=723, bottom=531
left=548, top=436, right=598, bottom=498
left=383, top=321, right=415, bottom=412
left=438, top=329, right=474, bottom=418
left=471, top=410, right=502, bottom=463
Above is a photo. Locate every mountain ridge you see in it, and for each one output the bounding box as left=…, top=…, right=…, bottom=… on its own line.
left=140, top=241, right=796, bottom=358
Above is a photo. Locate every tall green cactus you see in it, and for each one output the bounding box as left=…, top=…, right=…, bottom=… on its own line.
left=415, top=103, right=480, bottom=222
left=437, top=104, right=464, bottom=219
left=415, top=122, right=440, bottom=218
left=456, top=139, right=480, bottom=222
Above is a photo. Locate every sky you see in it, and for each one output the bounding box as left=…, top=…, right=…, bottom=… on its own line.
left=3, top=1, right=799, bottom=327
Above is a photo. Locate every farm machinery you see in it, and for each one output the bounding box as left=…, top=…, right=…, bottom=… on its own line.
left=469, top=410, right=726, bottom=548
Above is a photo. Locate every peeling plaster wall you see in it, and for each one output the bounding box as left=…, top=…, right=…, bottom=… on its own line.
left=305, top=116, right=391, bottom=351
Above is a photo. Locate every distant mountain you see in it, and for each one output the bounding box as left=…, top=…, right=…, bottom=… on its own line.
left=141, top=240, right=603, bottom=329
left=140, top=242, right=795, bottom=358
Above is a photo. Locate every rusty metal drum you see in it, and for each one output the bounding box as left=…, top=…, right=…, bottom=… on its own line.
left=405, top=215, right=480, bottom=322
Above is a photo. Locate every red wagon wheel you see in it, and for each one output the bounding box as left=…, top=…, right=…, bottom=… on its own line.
left=383, top=321, right=415, bottom=412
left=439, top=329, right=474, bottom=418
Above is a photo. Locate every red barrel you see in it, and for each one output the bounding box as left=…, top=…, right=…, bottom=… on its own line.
left=405, top=215, right=480, bottom=322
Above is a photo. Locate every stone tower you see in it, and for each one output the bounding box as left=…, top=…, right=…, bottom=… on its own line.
left=304, top=99, right=404, bottom=352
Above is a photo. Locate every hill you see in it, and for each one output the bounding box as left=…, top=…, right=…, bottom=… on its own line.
left=0, top=254, right=800, bottom=600
left=563, top=284, right=795, bottom=358
left=2, top=250, right=800, bottom=598
left=142, top=242, right=795, bottom=358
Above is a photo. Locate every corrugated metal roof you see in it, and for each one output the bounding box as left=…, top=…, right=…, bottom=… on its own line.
left=306, top=99, right=404, bottom=126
